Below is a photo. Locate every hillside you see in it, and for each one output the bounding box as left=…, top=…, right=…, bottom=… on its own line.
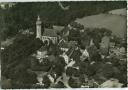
left=108, top=8, right=126, bottom=16
left=75, top=8, right=126, bottom=38
left=1, top=1, right=126, bottom=41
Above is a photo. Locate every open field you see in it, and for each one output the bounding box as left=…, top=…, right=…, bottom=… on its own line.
left=76, top=8, right=126, bottom=38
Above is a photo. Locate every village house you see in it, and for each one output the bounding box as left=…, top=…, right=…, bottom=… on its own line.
left=58, top=39, right=69, bottom=52
left=61, top=22, right=82, bottom=42
left=100, top=35, right=110, bottom=56
left=0, top=2, right=15, bottom=9
left=61, top=27, right=70, bottom=41
left=36, top=46, right=48, bottom=60
left=21, top=29, right=34, bottom=35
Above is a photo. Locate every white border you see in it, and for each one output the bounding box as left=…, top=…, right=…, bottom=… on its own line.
left=126, top=0, right=128, bottom=89
left=0, top=0, right=127, bottom=90
left=0, top=0, right=127, bottom=2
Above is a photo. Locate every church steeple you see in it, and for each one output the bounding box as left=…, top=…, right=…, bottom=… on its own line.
left=37, top=16, right=41, bottom=21
left=36, top=16, right=42, bottom=39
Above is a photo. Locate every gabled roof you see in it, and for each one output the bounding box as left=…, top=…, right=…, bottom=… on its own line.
left=67, top=47, right=81, bottom=59
left=58, top=39, right=69, bottom=48
left=43, top=28, right=57, bottom=37
left=58, top=39, right=64, bottom=45
left=68, top=41, right=77, bottom=48
left=53, top=25, right=64, bottom=33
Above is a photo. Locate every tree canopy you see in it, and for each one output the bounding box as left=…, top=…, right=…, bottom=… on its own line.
left=1, top=35, right=43, bottom=78
left=0, top=1, right=126, bottom=40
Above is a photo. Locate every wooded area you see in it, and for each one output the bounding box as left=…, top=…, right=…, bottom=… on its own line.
left=0, top=1, right=126, bottom=40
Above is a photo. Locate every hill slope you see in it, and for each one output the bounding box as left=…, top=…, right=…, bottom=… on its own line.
left=75, top=9, right=126, bottom=38
left=1, top=2, right=126, bottom=41
left=108, top=8, right=126, bottom=16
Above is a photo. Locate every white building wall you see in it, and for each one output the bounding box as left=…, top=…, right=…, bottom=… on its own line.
left=42, top=36, right=57, bottom=44
left=36, top=25, right=42, bottom=39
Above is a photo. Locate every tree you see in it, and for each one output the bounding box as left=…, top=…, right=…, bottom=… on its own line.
left=1, top=35, right=43, bottom=82
left=1, top=2, right=126, bottom=40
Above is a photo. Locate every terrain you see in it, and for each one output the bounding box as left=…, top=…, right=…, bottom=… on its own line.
left=76, top=8, right=126, bottom=38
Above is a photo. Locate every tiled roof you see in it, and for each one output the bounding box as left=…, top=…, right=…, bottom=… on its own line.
left=43, top=28, right=57, bottom=37
left=58, top=40, right=69, bottom=48
left=53, top=25, right=64, bottom=33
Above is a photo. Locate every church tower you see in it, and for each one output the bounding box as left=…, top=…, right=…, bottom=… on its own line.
left=36, top=16, right=42, bottom=39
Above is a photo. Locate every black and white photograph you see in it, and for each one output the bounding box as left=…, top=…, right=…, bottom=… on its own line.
left=0, top=1, right=127, bottom=89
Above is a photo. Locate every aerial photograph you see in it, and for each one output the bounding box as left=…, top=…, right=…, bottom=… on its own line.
left=0, top=1, right=127, bottom=88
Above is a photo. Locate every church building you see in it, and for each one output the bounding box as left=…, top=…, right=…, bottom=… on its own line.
left=36, top=16, right=58, bottom=45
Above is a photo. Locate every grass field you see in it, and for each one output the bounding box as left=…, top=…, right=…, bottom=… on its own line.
left=75, top=8, right=126, bottom=38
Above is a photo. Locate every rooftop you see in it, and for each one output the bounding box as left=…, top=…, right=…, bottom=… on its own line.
left=58, top=39, right=69, bottom=48
left=53, top=25, right=64, bottom=33
left=43, top=28, right=58, bottom=37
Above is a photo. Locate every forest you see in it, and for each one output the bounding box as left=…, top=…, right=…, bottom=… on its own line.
left=0, top=1, right=126, bottom=40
